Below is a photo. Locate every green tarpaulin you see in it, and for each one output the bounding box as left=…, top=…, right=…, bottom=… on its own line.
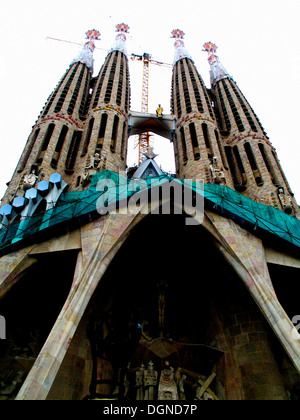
left=1, top=170, right=300, bottom=253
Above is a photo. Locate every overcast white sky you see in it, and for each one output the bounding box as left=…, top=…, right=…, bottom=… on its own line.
left=1, top=0, right=300, bottom=202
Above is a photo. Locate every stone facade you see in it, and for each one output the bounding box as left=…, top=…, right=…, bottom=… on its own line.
left=171, top=43, right=298, bottom=216
left=0, top=27, right=299, bottom=401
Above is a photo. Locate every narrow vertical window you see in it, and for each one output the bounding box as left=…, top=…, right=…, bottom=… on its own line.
left=41, top=124, right=55, bottom=152
left=244, top=142, right=263, bottom=186
left=111, top=115, right=119, bottom=152
left=37, top=124, right=55, bottom=165
left=202, top=123, right=212, bottom=161
left=76, top=176, right=81, bottom=188
left=121, top=122, right=127, bottom=160
left=233, top=145, right=247, bottom=185
left=51, top=125, right=68, bottom=168
left=82, top=118, right=94, bottom=156
left=97, top=113, right=108, bottom=149
left=189, top=123, right=200, bottom=160
left=66, top=131, right=82, bottom=171
left=180, top=127, right=188, bottom=164
left=214, top=130, right=228, bottom=170
left=217, top=84, right=231, bottom=132
left=225, top=146, right=239, bottom=187
left=258, top=143, right=278, bottom=185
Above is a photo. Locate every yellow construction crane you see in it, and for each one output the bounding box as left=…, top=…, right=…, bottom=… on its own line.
left=131, top=53, right=172, bottom=164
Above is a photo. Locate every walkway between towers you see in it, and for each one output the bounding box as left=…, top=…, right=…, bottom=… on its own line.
left=128, top=111, right=176, bottom=141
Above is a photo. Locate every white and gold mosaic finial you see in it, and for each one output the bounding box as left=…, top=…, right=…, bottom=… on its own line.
left=71, top=29, right=101, bottom=73
left=109, top=23, right=130, bottom=58
left=171, top=29, right=193, bottom=65
left=203, top=42, right=231, bottom=86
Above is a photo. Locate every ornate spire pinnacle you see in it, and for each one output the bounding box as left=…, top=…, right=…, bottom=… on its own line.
left=203, top=42, right=231, bottom=86
left=109, top=23, right=130, bottom=58
left=171, top=29, right=193, bottom=65
left=71, top=29, right=101, bottom=73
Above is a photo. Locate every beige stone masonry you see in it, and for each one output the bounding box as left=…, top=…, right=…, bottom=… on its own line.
left=0, top=204, right=298, bottom=399
left=203, top=210, right=300, bottom=373
left=0, top=245, right=37, bottom=299
left=15, top=212, right=143, bottom=400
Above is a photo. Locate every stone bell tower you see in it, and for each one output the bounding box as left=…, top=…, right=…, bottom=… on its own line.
left=171, top=32, right=299, bottom=218
left=1, top=24, right=131, bottom=206
left=202, top=42, right=298, bottom=215
left=2, top=30, right=100, bottom=206
left=0, top=25, right=300, bottom=401
left=79, top=23, right=131, bottom=180
left=171, top=30, right=232, bottom=187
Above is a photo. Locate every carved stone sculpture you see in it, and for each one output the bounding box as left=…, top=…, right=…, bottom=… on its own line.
left=144, top=361, right=158, bottom=400
left=278, top=186, right=293, bottom=214
left=158, top=361, right=178, bottom=400
left=23, top=169, right=38, bottom=191
left=136, top=364, right=145, bottom=400
left=81, top=151, right=107, bottom=187
left=177, top=372, right=187, bottom=400
left=209, top=157, right=226, bottom=185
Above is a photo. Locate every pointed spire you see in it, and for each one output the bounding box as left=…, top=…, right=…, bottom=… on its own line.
left=203, top=42, right=232, bottom=86
left=171, top=29, right=193, bottom=65
left=109, top=23, right=130, bottom=58
left=71, top=29, right=101, bottom=73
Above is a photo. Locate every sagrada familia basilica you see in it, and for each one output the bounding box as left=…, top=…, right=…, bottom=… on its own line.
left=0, top=24, right=299, bottom=400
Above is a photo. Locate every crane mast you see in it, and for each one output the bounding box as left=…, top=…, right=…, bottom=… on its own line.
left=131, top=52, right=172, bottom=164
left=131, top=53, right=153, bottom=164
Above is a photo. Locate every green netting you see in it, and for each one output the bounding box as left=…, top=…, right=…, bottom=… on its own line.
left=0, top=169, right=300, bottom=253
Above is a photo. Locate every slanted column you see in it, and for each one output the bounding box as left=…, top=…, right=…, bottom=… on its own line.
left=204, top=211, right=300, bottom=376
left=15, top=212, right=143, bottom=400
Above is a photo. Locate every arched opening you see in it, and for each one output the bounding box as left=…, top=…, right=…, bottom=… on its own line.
left=48, top=213, right=291, bottom=400
left=0, top=250, right=77, bottom=399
